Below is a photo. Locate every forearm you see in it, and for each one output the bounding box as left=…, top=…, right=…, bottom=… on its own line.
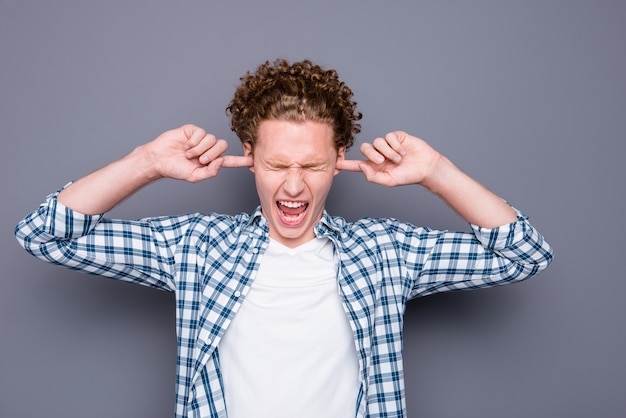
left=421, top=155, right=517, bottom=228
left=341, top=131, right=519, bottom=228
left=58, top=145, right=158, bottom=215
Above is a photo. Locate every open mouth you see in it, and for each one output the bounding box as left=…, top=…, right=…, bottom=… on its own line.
left=277, top=200, right=309, bottom=225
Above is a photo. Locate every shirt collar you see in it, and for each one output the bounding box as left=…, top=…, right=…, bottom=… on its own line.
left=315, top=210, right=344, bottom=239
left=243, top=206, right=269, bottom=236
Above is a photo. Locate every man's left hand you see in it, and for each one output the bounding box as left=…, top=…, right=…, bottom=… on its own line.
left=336, top=131, right=442, bottom=187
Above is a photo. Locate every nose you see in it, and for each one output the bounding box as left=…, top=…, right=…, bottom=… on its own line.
left=283, top=168, right=305, bottom=196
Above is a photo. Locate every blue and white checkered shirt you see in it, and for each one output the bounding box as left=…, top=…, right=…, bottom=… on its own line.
left=15, top=188, right=553, bottom=417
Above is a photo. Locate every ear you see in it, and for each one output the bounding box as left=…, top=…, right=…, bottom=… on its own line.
left=243, top=142, right=255, bottom=173
left=334, top=146, right=346, bottom=176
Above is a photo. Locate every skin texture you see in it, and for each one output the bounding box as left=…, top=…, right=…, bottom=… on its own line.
left=243, top=119, right=345, bottom=248
left=57, top=121, right=516, bottom=241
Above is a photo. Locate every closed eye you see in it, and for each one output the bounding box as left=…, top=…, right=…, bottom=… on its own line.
left=262, top=162, right=289, bottom=171
left=303, top=165, right=329, bottom=172
left=263, top=161, right=329, bottom=172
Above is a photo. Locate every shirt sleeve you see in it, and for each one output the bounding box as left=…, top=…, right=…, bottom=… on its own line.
left=408, top=208, right=553, bottom=299
left=14, top=187, right=185, bottom=292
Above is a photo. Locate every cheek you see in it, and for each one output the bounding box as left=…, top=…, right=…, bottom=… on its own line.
left=305, top=172, right=335, bottom=193
left=255, top=172, right=282, bottom=195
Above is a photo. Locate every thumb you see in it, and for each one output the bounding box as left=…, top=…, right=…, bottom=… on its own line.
left=187, top=157, right=225, bottom=183
left=359, top=163, right=378, bottom=182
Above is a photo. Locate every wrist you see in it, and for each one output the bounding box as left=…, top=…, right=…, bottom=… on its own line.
left=419, top=154, right=454, bottom=195
left=128, top=144, right=163, bottom=183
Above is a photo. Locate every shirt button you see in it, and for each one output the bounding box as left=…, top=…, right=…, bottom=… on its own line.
left=251, top=248, right=259, bottom=254
left=234, top=291, right=241, bottom=298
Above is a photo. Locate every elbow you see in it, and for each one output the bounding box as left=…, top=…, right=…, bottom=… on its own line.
left=14, top=221, right=32, bottom=253
left=540, top=245, right=555, bottom=272
left=14, top=217, right=55, bottom=260
left=519, top=229, right=555, bottom=279
left=516, top=242, right=554, bottom=283
left=534, top=236, right=555, bottom=274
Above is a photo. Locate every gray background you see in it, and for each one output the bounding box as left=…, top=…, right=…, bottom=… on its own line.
left=1, top=0, right=624, bottom=417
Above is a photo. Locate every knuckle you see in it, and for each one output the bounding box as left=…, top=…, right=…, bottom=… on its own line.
left=373, top=137, right=386, bottom=147
left=360, top=143, right=372, bottom=154
left=190, top=125, right=206, bottom=137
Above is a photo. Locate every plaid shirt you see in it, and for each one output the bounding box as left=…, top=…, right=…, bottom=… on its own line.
left=15, top=188, right=553, bottom=418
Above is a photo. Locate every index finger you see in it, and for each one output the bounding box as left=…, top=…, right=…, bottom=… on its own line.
left=336, top=159, right=364, bottom=172
left=221, top=155, right=254, bottom=168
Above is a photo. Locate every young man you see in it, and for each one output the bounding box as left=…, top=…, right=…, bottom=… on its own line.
left=15, top=59, right=553, bottom=417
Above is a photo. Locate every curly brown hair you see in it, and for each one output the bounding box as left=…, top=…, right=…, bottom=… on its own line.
left=226, top=59, right=362, bottom=150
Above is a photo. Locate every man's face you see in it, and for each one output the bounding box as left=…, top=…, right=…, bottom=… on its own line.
left=244, top=119, right=345, bottom=248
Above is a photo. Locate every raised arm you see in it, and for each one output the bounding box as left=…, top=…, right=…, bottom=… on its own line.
left=336, top=131, right=516, bottom=228
left=15, top=125, right=253, bottom=291
left=58, top=124, right=252, bottom=215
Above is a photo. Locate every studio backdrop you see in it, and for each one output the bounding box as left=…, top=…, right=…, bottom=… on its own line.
left=1, top=1, right=625, bottom=417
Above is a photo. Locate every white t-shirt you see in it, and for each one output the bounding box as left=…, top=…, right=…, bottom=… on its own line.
left=219, top=237, right=360, bottom=418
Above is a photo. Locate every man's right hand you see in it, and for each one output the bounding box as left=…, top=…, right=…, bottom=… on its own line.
left=143, top=124, right=252, bottom=183
left=57, top=125, right=252, bottom=215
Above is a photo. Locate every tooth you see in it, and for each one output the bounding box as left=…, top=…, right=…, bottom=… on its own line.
left=280, top=201, right=304, bottom=208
